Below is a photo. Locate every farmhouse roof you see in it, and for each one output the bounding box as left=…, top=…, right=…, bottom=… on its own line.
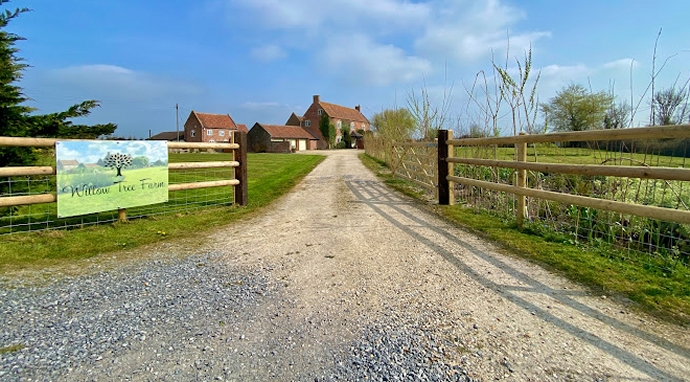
left=257, top=123, right=318, bottom=140
left=58, top=159, right=79, bottom=166
left=193, top=111, right=239, bottom=130
left=320, top=101, right=369, bottom=124
left=236, top=124, right=249, bottom=133
left=287, top=112, right=304, bottom=122
left=147, top=131, right=184, bottom=141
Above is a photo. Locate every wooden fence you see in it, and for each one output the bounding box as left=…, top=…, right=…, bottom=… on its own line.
left=437, top=125, right=690, bottom=228
left=0, top=132, right=247, bottom=232
left=364, top=136, right=438, bottom=196
left=391, top=141, right=438, bottom=195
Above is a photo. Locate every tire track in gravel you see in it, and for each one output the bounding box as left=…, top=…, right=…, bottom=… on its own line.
left=2, top=149, right=689, bottom=381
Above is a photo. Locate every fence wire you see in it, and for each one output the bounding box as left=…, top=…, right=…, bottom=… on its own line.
left=452, top=138, right=690, bottom=275
left=0, top=151, right=237, bottom=235
left=366, top=134, right=690, bottom=275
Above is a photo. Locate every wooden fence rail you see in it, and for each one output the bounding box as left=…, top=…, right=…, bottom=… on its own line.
left=437, top=125, right=690, bottom=228
left=364, top=137, right=438, bottom=195
left=0, top=131, right=248, bottom=222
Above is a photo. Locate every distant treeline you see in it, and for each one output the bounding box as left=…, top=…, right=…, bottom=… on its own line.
left=596, top=138, right=690, bottom=158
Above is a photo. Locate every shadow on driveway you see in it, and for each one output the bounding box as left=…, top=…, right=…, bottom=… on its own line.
left=346, top=179, right=689, bottom=382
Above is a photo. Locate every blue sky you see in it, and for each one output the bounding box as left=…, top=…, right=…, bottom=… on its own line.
left=10, top=0, right=690, bottom=138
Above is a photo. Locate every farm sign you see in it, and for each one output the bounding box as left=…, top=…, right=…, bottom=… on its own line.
left=55, top=141, right=168, bottom=218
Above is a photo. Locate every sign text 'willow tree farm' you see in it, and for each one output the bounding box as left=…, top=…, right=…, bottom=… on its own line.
left=55, top=141, right=168, bottom=218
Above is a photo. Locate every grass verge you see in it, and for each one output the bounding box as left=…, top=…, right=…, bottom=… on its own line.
left=360, top=153, right=690, bottom=326
left=0, top=153, right=325, bottom=274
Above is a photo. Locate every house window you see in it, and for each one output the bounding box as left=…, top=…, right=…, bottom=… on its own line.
left=190, top=130, right=196, bottom=137
left=207, top=129, right=213, bottom=136
left=362, top=123, right=365, bottom=129
left=337, top=120, right=342, bottom=129
left=305, top=120, right=311, bottom=127
left=318, top=109, right=323, bottom=115
left=219, top=130, right=225, bottom=137
left=350, top=121, right=354, bottom=128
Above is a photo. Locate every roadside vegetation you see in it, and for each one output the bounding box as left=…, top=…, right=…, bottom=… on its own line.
left=360, top=32, right=690, bottom=326
left=0, top=153, right=324, bottom=273
left=360, top=153, right=690, bottom=326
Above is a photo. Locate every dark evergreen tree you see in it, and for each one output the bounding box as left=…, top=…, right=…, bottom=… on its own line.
left=0, top=1, right=117, bottom=166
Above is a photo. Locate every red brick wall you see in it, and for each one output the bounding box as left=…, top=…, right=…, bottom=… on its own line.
left=201, top=129, right=232, bottom=143
left=303, top=99, right=328, bottom=149
left=184, top=114, right=234, bottom=143
left=302, top=95, right=370, bottom=149
left=184, top=114, right=202, bottom=142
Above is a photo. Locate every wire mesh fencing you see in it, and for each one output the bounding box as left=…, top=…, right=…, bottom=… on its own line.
left=449, top=131, right=690, bottom=275
left=1, top=139, right=245, bottom=235
left=365, top=127, right=690, bottom=276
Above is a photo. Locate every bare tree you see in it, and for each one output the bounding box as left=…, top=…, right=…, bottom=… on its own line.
left=653, top=87, right=688, bottom=125
left=604, top=102, right=631, bottom=129
left=407, top=71, right=453, bottom=140
left=630, top=28, right=682, bottom=127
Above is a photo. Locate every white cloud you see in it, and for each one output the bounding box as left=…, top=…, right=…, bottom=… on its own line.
left=540, top=64, right=590, bottom=79
left=320, top=34, right=432, bottom=86
left=603, top=58, right=639, bottom=71
left=229, top=0, right=429, bottom=31
left=537, top=60, right=642, bottom=98
left=226, top=0, right=551, bottom=89
left=537, top=64, right=592, bottom=97
left=47, top=65, right=203, bottom=101
left=26, top=65, right=207, bottom=138
left=414, top=0, right=550, bottom=62
left=250, top=44, right=287, bottom=62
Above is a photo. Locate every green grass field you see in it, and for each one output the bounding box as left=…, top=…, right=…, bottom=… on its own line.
left=456, top=144, right=690, bottom=167
left=0, top=153, right=325, bottom=272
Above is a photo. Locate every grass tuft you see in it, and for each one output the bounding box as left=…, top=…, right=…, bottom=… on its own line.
left=0, top=344, right=25, bottom=354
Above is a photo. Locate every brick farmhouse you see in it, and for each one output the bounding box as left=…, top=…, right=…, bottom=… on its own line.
left=183, top=111, right=248, bottom=143
left=286, top=95, right=370, bottom=150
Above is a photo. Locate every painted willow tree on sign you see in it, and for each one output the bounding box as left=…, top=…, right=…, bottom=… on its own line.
left=103, top=153, right=132, bottom=177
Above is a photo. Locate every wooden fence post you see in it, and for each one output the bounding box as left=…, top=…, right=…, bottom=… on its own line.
left=118, top=208, right=127, bottom=223
left=438, top=130, right=454, bottom=205
left=233, top=131, right=248, bottom=206
left=516, top=133, right=527, bottom=229
left=447, top=131, right=454, bottom=206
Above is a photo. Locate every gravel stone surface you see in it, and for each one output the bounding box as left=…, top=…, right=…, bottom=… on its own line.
left=0, top=253, right=274, bottom=381
left=1, top=150, right=689, bottom=381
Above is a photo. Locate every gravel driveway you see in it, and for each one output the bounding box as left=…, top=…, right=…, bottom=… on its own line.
left=1, top=149, right=689, bottom=381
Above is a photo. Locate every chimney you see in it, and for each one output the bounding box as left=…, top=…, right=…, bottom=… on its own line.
left=313, top=94, right=320, bottom=104
left=355, top=105, right=361, bottom=112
